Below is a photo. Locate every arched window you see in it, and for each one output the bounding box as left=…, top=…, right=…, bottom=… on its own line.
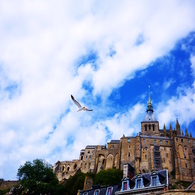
left=145, top=124, right=147, bottom=131
left=153, top=124, right=155, bottom=131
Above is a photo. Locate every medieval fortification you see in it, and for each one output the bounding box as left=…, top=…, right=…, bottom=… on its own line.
left=53, top=89, right=195, bottom=182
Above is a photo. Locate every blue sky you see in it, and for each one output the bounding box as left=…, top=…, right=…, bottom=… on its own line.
left=0, top=1, right=195, bottom=180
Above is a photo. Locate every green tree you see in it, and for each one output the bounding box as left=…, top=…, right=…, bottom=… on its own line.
left=15, top=159, right=62, bottom=194
left=93, top=168, right=123, bottom=186
left=64, top=172, right=86, bottom=195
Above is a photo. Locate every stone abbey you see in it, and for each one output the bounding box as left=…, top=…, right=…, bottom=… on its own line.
left=53, top=88, right=195, bottom=182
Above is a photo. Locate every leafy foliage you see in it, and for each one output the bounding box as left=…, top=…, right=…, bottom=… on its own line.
left=93, top=168, right=123, bottom=186
left=15, top=159, right=62, bottom=194
left=63, top=172, right=86, bottom=195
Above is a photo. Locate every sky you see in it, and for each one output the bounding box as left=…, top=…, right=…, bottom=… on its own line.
left=0, top=0, right=195, bottom=180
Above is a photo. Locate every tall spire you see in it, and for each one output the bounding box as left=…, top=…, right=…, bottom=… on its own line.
left=147, top=86, right=153, bottom=112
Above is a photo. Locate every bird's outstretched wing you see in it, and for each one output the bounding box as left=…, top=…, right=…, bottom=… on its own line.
left=83, top=107, right=93, bottom=111
left=71, top=95, right=82, bottom=108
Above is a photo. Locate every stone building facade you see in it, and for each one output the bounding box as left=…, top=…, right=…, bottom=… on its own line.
left=53, top=89, right=195, bottom=182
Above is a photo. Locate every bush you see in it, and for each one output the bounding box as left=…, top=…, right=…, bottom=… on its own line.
left=93, top=168, right=123, bottom=186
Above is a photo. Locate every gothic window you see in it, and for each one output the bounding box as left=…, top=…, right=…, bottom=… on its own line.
left=86, top=155, right=88, bottom=159
left=186, top=164, right=187, bottom=168
left=154, top=140, right=156, bottom=144
left=81, top=156, right=83, bottom=160
left=89, top=155, right=91, bottom=159
left=67, top=167, right=70, bottom=172
left=145, top=155, right=147, bottom=159
left=143, top=139, right=145, bottom=143
left=160, top=140, right=162, bottom=144
left=184, top=154, right=186, bottom=159
left=188, top=139, right=190, bottom=143
left=128, top=152, right=130, bottom=157
left=166, top=141, right=168, bottom=145
left=176, top=138, right=178, bottom=142
left=181, top=139, right=183, bottom=142
left=128, top=138, right=131, bottom=143
left=149, top=124, right=151, bottom=130
left=153, top=124, right=155, bottom=131
left=145, top=124, right=147, bottom=131
left=129, top=145, right=131, bottom=149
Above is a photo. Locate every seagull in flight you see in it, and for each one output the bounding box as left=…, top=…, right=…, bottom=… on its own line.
left=71, top=95, right=93, bottom=112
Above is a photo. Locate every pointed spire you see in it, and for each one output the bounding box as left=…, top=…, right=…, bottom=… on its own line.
left=185, top=127, right=189, bottom=137
left=147, top=86, right=153, bottom=112
left=163, top=124, right=166, bottom=137
left=170, top=124, right=173, bottom=138
left=176, top=118, right=181, bottom=135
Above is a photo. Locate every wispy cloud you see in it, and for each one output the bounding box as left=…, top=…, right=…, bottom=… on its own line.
left=0, top=1, right=195, bottom=180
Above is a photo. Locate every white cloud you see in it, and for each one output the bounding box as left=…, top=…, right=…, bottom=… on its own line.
left=157, top=85, right=195, bottom=129
left=0, top=0, right=195, bottom=180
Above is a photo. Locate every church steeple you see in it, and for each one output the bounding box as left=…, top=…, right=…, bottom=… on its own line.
left=147, top=86, right=153, bottom=112
left=142, top=86, right=157, bottom=122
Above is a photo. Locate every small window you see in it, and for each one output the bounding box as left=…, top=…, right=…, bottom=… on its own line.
left=143, top=139, right=145, bottom=143
left=129, top=145, right=131, bottom=149
left=112, top=145, right=114, bottom=148
left=137, top=179, right=141, bottom=188
left=152, top=177, right=157, bottom=186
left=86, top=155, right=88, bottom=159
left=188, top=139, right=190, bottom=143
left=154, top=140, right=156, bottom=144
left=94, top=190, right=100, bottom=195
left=184, top=154, right=186, bottom=159
left=186, top=164, right=187, bottom=168
left=89, top=155, right=91, bottom=159
left=153, top=124, right=155, bottom=131
left=123, top=181, right=127, bottom=190
left=88, top=150, right=90, bottom=153
left=181, top=139, right=183, bottom=142
left=67, top=167, right=70, bottom=172
left=128, top=152, right=130, bottom=157
left=145, top=154, right=147, bottom=159
left=128, top=138, right=131, bottom=143
left=149, top=124, right=151, bottom=130
left=106, top=187, right=112, bottom=195
left=176, top=138, right=178, bottom=142
left=160, top=140, right=162, bottom=144
left=166, top=141, right=168, bottom=145
left=145, top=124, right=147, bottom=131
